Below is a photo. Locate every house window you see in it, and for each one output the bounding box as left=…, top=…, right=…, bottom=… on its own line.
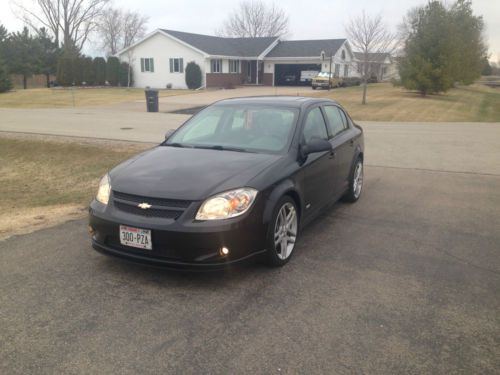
left=341, top=50, right=346, bottom=60
left=334, top=64, right=340, bottom=78
left=169, top=58, right=184, bottom=73
left=140, top=58, right=154, bottom=73
left=344, top=65, right=349, bottom=77
left=229, top=59, right=240, bottom=73
left=211, top=59, right=222, bottom=73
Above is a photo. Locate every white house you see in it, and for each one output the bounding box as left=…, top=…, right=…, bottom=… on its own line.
left=353, top=52, right=398, bottom=81
left=116, top=29, right=358, bottom=89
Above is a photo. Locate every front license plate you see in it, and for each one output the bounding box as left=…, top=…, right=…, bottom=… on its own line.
left=119, top=225, right=152, bottom=250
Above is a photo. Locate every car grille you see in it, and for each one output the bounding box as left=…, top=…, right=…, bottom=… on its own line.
left=112, top=191, right=192, bottom=219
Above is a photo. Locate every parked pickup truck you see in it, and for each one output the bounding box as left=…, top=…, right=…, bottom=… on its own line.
left=311, top=72, right=342, bottom=89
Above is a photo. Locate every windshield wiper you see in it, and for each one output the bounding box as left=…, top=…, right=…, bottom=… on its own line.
left=165, top=142, right=188, bottom=148
left=193, top=145, right=250, bottom=153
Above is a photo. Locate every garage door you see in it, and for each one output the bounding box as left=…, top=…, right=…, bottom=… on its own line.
left=274, top=64, right=321, bottom=86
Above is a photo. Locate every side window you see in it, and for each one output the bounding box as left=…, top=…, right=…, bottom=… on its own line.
left=323, top=106, right=347, bottom=137
left=303, top=107, right=328, bottom=143
left=339, top=108, right=349, bottom=128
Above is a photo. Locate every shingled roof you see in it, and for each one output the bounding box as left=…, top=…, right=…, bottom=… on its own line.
left=353, top=52, right=391, bottom=62
left=162, top=29, right=278, bottom=57
left=265, top=39, right=347, bottom=58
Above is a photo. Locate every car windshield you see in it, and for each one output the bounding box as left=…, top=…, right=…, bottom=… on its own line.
left=164, top=105, right=299, bottom=154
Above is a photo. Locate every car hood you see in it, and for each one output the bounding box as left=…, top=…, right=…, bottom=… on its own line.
left=110, top=146, right=282, bottom=200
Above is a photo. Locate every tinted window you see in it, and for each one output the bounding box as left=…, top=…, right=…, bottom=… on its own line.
left=167, top=105, right=299, bottom=154
left=303, top=107, right=328, bottom=143
left=323, top=106, right=347, bottom=137
left=339, top=108, right=349, bottom=128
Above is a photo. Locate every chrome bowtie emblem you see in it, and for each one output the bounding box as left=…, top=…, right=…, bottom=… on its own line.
left=137, top=202, right=152, bottom=209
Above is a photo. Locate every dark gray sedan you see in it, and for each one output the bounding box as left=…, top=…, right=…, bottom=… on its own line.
left=89, top=96, right=364, bottom=268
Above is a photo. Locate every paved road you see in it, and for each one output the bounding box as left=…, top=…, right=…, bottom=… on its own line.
left=1, top=105, right=499, bottom=175
left=0, top=107, right=190, bottom=142
left=1, top=165, right=499, bottom=374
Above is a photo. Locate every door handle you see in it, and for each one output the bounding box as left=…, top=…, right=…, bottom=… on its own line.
left=329, top=150, right=336, bottom=159
left=349, top=139, right=354, bottom=147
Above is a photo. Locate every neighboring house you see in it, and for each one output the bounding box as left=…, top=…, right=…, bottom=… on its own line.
left=265, top=39, right=356, bottom=85
left=353, top=52, right=398, bottom=81
left=116, top=29, right=357, bottom=89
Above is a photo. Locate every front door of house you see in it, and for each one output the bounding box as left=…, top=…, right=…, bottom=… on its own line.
left=247, top=61, right=253, bottom=83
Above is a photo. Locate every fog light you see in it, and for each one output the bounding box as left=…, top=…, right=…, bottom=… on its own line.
left=220, top=246, right=229, bottom=256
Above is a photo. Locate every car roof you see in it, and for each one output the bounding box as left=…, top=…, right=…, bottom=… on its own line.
left=214, top=96, right=339, bottom=108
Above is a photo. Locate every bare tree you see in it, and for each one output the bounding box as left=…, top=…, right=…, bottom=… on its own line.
left=97, top=7, right=148, bottom=56
left=346, top=12, right=396, bottom=104
left=217, top=0, right=289, bottom=38
left=12, top=0, right=109, bottom=54
left=97, top=7, right=121, bottom=56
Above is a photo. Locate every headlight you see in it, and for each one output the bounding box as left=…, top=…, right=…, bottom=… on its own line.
left=96, top=174, right=111, bottom=205
left=196, top=188, right=258, bottom=220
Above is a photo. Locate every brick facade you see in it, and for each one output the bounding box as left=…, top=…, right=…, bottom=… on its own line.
left=206, top=73, right=245, bottom=88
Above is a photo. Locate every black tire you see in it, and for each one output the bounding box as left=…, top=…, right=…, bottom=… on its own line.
left=312, top=86, right=317, bottom=90
left=344, top=157, right=363, bottom=203
left=264, top=196, right=299, bottom=267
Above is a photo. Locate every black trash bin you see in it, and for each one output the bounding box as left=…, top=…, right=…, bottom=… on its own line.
left=145, top=89, right=159, bottom=112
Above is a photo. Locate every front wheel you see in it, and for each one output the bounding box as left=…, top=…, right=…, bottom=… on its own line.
left=344, top=157, right=363, bottom=202
left=264, top=196, right=299, bottom=267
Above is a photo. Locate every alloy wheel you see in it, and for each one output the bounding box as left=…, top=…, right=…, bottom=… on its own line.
left=353, top=161, right=363, bottom=199
left=274, top=202, right=298, bottom=260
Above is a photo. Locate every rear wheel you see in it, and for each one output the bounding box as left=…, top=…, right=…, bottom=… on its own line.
left=344, top=157, right=363, bottom=202
left=265, top=196, right=299, bottom=267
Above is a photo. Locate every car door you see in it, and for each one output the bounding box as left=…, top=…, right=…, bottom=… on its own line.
left=322, top=105, right=354, bottom=197
left=298, top=106, right=335, bottom=219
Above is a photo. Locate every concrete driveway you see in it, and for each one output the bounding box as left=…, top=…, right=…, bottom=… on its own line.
left=1, top=114, right=499, bottom=373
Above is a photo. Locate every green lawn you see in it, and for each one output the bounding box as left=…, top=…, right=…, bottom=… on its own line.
left=312, top=83, right=500, bottom=122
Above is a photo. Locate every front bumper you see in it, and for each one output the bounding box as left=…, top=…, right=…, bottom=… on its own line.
left=88, top=197, right=268, bottom=269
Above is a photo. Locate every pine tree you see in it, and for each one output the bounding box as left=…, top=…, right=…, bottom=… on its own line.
left=399, top=0, right=486, bottom=95
left=93, top=57, right=106, bottom=85
left=0, top=59, right=12, bottom=93
left=106, top=56, right=120, bottom=86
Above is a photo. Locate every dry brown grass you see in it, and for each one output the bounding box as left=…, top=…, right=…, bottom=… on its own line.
left=0, top=87, right=196, bottom=108
left=0, top=134, right=150, bottom=240
left=312, top=83, right=500, bottom=122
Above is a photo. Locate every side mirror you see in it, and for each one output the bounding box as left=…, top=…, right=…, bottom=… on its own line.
left=164, top=128, right=176, bottom=141
left=300, top=138, right=332, bottom=158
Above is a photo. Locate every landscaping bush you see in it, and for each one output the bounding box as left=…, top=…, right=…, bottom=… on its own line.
left=0, top=60, right=12, bottom=93
left=119, top=62, right=132, bottom=87
left=106, top=56, right=120, bottom=86
left=390, top=77, right=402, bottom=87
left=185, top=61, right=202, bottom=89
left=82, top=57, right=95, bottom=85
left=93, top=57, right=106, bottom=85
left=56, top=57, right=74, bottom=86
left=342, top=77, right=361, bottom=87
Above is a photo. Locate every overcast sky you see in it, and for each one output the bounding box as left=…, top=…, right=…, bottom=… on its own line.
left=1, top=0, right=499, bottom=62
